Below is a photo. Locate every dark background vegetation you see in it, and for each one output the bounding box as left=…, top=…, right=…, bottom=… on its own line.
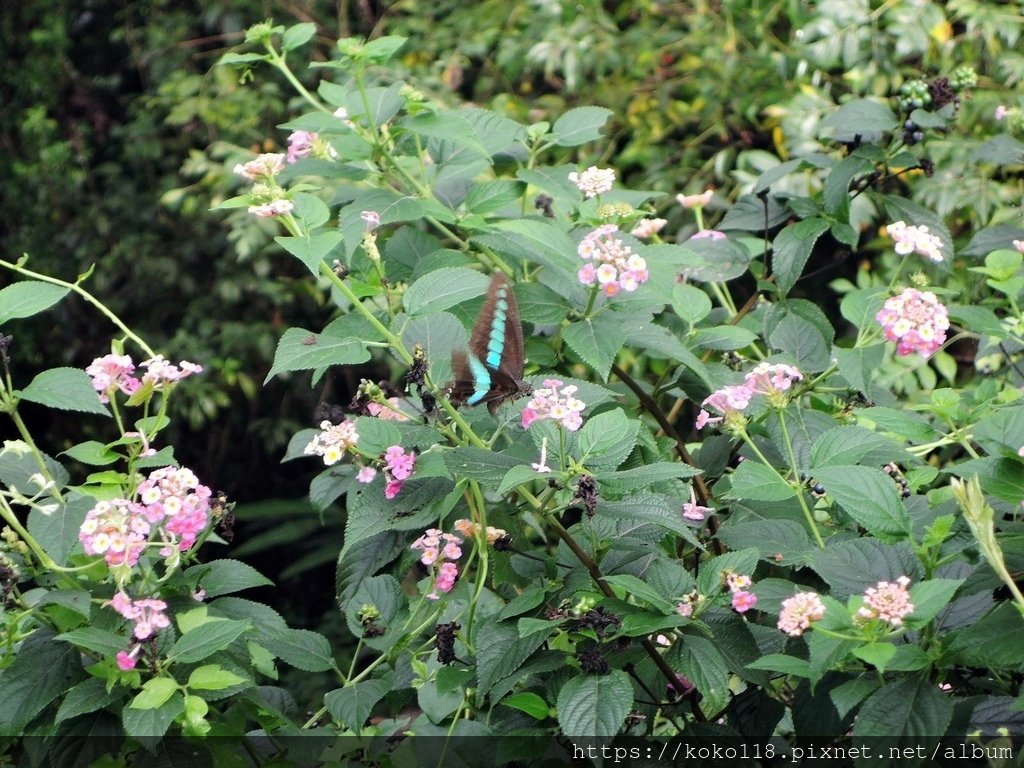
left=2, top=0, right=1020, bottom=650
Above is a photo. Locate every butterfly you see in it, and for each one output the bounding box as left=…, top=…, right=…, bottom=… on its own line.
left=448, top=273, right=532, bottom=414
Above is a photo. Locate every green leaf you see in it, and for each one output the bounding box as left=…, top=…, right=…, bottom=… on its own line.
left=563, top=315, right=627, bottom=381
left=29, top=495, right=92, bottom=566
left=671, top=284, right=713, bottom=326
left=0, top=631, right=81, bottom=736
left=276, top=232, right=342, bottom=276
left=169, top=619, right=250, bottom=664
left=281, top=22, right=316, bottom=50
left=401, top=111, right=489, bottom=157
left=830, top=678, right=880, bottom=719
left=820, top=98, right=898, bottom=136
left=812, top=466, right=911, bottom=540
left=32, top=588, right=91, bottom=620
left=188, top=665, right=247, bottom=691
left=263, top=628, right=337, bottom=672
left=552, top=107, right=613, bottom=147
left=497, top=464, right=545, bottom=495
left=578, top=410, right=638, bottom=471
left=767, top=312, right=832, bottom=372
left=475, top=219, right=577, bottom=278
left=444, top=447, right=528, bottom=486
left=905, top=578, right=963, bottom=627
left=823, top=155, right=874, bottom=218
left=943, top=603, right=1024, bottom=668
left=465, top=180, right=525, bottom=215
left=130, top=677, right=180, bottom=711
left=852, top=677, right=952, bottom=739
left=599, top=493, right=702, bottom=543
left=834, top=344, right=885, bottom=396
left=19, top=367, right=108, bottom=415
left=672, top=635, right=731, bottom=716
left=501, top=692, right=549, bottom=720
left=602, top=574, right=675, bottom=613
left=716, top=519, right=812, bottom=566
left=692, top=325, right=759, bottom=351
left=556, top=670, right=632, bottom=737
left=744, top=654, right=811, bottom=677
left=55, top=678, right=118, bottom=724
left=853, top=642, right=897, bottom=673
left=771, top=218, right=830, bottom=296
left=809, top=539, right=918, bottom=600
left=809, top=426, right=895, bottom=468
left=56, top=626, right=126, bottom=657
left=0, top=282, right=70, bottom=324
left=325, top=677, right=391, bottom=730
left=266, top=319, right=374, bottom=381
left=404, top=268, right=491, bottom=315
left=62, top=440, right=119, bottom=466
left=362, top=35, right=407, bottom=63
left=124, top=693, right=184, bottom=740
left=595, top=462, right=700, bottom=493
left=475, top=621, right=549, bottom=696
left=725, top=461, right=796, bottom=502
left=185, top=559, right=274, bottom=599
left=696, top=548, right=760, bottom=595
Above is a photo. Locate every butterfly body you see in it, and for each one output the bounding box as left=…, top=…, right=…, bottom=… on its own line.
left=449, top=274, right=531, bottom=414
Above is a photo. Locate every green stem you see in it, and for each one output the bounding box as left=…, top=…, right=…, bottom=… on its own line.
left=0, top=258, right=156, bottom=359
left=263, top=43, right=330, bottom=115
left=775, top=411, right=826, bottom=548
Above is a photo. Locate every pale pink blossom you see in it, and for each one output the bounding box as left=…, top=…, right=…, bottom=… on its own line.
left=86, top=354, right=141, bottom=404
left=522, top=379, right=586, bottom=431
left=630, top=218, right=667, bottom=239
left=732, top=590, right=758, bottom=613
left=777, top=592, right=826, bottom=636
left=677, top=190, right=714, bottom=209
left=887, top=220, right=944, bottom=263
left=857, top=575, right=915, bottom=627
left=576, top=225, right=648, bottom=296
left=304, top=420, right=359, bottom=466
left=568, top=166, right=616, bottom=198
left=690, top=229, right=727, bottom=241
left=233, top=153, right=285, bottom=181
left=876, top=288, right=950, bottom=357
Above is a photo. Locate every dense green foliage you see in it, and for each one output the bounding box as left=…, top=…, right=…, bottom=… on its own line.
left=1, top=2, right=1024, bottom=765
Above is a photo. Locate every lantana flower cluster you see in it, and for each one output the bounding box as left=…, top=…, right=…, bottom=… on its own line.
left=110, top=591, right=171, bottom=640
left=521, top=379, right=586, bottom=431
left=887, top=220, right=943, bottom=263
left=726, top=571, right=758, bottom=613
left=856, top=575, right=915, bottom=627
left=233, top=152, right=293, bottom=218
left=79, top=466, right=213, bottom=569
left=286, top=130, right=337, bottom=163
left=87, top=353, right=202, bottom=404
left=696, top=363, right=803, bottom=430
left=630, top=218, right=667, bottom=239
left=568, top=166, right=616, bottom=198
left=576, top=225, right=650, bottom=297
left=875, top=288, right=950, bottom=357
left=382, top=445, right=416, bottom=499
left=411, top=528, right=462, bottom=599
left=304, top=419, right=360, bottom=466
left=677, top=189, right=714, bottom=209
left=682, top=486, right=712, bottom=522
left=777, top=591, right=826, bottom=637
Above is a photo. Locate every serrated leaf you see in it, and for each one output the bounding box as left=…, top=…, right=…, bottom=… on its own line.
left=809, top=539, right=919, bottom=600
left=813, top=466, right=911, bottom=540
left=169, top=619, right=250, bottom=664
left=475, top=621, right=549, bottom=696
left=185, top=559, right=273, bottom=599
left=188, top=665, right=247, bottom=691
left=55, top=678, right=118, bottom=724
left=809, top=426, right=895, bottom=468
left=262, top=628, right=336, bottom=672
left=501, top=692, right=549, bottom=720
left=266, top=324, right=371, bottom=381
left=404, top=268, right=491, bottom=315
left=852, top=677, right=952, bottom=739
left=725, top=461, right=795, bottom=502
left=0, top=631, right=81, bottom=736
left=771, top=218, right=830, bottom=296
left=0, top=282, right=70, bottom=324
left=19, top=368, right=108, bottom=415
left=552, top=107, right=613, bottom=147
left=716, top=519, right=812, bottom=566
left=556, top=670, right=632, bottom=737
left=325, top=678, right=390, bottom=730
left=276, top=232, right=342, bottom=277
left=820, top=99, right=898, bottom=137
left=130, top=677, right=180, bottom=711
left=578, top=410, right=637, bottom=471
left=29, top=495, right=92, bottom=566
left=563, top=316, right=626, bottom=381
